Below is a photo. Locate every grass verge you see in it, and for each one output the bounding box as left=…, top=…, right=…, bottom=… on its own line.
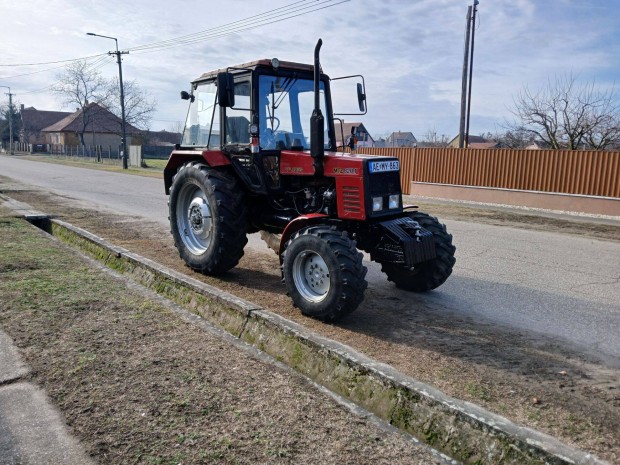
left=0, top=211, right=439, bottom=465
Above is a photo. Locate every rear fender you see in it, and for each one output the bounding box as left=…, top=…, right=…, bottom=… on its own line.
left=278, top=213, right=330, bottom=260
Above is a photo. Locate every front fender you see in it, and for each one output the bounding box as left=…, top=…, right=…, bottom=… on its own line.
left=278, top=214, right=330, bottom=259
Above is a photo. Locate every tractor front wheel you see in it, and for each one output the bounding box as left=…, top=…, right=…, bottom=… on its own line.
left=282, top=226, right=367, bottom=321
left=380, top=212, right=456, bottom=292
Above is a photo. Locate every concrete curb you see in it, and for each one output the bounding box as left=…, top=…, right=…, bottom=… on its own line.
left=0, top=383, right=94, bottom=465
left=0, top=330, right=94, bottom=464
left=3, top=204, right=610, bottom=465
left=0, top=331, right=30, bottom=385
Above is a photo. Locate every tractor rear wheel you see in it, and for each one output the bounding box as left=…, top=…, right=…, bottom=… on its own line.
left=282, top=226, right=367, bottom=321
left=169, top=162, right=247, bottom=274
left=380, top=212, right=456, bottom=292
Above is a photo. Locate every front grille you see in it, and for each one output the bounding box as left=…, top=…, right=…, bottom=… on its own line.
left=368, top=171, right=401, bottom=197
left=342, top=186, right=362, bottom=213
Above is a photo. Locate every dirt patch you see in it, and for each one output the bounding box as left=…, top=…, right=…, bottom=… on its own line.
left=0, top=212, right=439, bottom=464
left=4, top=189, right=620, bottom=464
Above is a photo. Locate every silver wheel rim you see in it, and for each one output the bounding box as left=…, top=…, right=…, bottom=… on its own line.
left=176, top=184, right=213, bottom=255
left=292, top=250, right=330, bottom=302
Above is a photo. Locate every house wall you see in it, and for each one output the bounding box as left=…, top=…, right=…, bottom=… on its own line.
left=45, top=132, right=78, bottom=145
left=82, top=133, right=121, bottom=147
left=44, top=132, right=136, bottom=148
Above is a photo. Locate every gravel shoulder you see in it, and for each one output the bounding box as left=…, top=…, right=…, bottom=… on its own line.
left=0, top=208, right=440, bottom=465
left=1, top=170, right=619, bottom=463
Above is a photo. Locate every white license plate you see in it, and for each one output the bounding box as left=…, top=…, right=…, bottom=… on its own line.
left=369, top=160, right=400, bottom=173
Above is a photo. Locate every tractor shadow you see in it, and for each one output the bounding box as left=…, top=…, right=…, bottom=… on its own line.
left=337, top=272, right=620, bottom=383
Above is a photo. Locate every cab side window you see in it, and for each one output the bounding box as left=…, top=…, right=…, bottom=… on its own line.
left=225, top=81, right=251, bottom=145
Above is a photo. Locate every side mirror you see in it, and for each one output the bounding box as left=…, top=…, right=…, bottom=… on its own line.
left=331, top=74, right=367, bottom=116
left=216, top=72, right=235, bottom=108
left=180, top=90, right=195, bottom=102
left=357, top=83, right=366, bottom=112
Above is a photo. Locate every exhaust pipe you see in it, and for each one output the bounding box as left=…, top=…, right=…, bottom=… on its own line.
left=310, top=38, right=324, bottom=176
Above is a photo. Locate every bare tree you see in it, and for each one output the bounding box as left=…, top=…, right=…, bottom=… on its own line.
left=105, top=77, right=157, bottom=131
left=168, top=120, right=184, bottom=135
left=480, top=130, right=536, bottom=149
left=507, top=74, right=620, bottom=150
left=52, top=60, right=111, bottom=146
left=1, top=104, right=21, bottom=145
left=422, top=128, right=449, bottom=147
left=53, top=60, right=157, bottom=146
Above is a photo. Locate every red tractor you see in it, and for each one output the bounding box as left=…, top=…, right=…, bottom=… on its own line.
left=164, top=40, right=455, bottom=321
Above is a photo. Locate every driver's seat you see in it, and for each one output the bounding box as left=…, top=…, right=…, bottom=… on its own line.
left=226, top=116, right=250, bottom=144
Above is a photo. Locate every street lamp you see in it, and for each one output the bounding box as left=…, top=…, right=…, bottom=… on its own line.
left=86, top=32, right=128, bottom=169
left=0, top=85, right=14, bottom=155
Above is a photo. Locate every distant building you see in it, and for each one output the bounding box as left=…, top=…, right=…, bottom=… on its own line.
left=448, top=134, right=501, bottom=149
left=140, top=129, right=182, bottom=146
left=386, top=131, right=417, bottom=148
left=41, top=102, right=141, bottom=147
left=374, top=137, right=387, bottom=148
left=20, top=105, right=72, bottom=146
left=334, top=122, right=375, bottom=148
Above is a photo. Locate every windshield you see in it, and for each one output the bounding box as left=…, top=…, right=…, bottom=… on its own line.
left=181, top=81, right=221, bottom=148
left=258, top=75, right=328, bottom=150
left=181, top=74, right=330, bottom=150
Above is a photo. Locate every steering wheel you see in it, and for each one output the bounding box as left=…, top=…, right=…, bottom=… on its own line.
left=261, top=128, right=276, bottom=150
left=268, top=116, right=280, bottom=132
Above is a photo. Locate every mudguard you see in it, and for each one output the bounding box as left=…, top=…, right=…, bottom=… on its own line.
left=278, top=213, right=330, bottom=258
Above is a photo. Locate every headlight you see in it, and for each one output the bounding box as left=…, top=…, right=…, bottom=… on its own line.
left=389, top=194, right=400, bottom=209
left=372, top=197, right=383, bottom=212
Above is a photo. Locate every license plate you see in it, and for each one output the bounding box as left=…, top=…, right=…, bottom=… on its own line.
left=369, top=160, right=400, bottom=173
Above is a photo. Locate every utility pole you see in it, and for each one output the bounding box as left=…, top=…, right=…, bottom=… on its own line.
left=86, top=33, right=129, bottom=169
left=458, top=6, right=472, bottom=149
left=1, top=86, right=14, bottom=154
left=458, top=1, right=479, bottom=148
left=465, top=0, right=479, bottom=147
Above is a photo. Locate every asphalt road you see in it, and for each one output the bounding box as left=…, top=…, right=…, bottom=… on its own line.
left=2, top=156, right=619, bottom=365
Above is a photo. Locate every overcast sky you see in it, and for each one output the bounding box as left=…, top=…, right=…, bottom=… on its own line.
left=1, top=0, right=618, bottom=140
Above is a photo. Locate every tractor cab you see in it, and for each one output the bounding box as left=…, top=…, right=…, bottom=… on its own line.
left=179, top=57, right=365, bottom=155
left=166, top=53, right=369, bottom=197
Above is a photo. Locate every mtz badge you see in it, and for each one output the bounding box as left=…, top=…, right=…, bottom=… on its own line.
left=332, top=167, right=359, bottom=175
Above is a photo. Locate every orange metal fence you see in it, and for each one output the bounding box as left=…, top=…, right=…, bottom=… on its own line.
left=353, top=147, right=620, bottom=197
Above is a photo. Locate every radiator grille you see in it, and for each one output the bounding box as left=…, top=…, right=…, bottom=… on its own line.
left=342, top=186, right=362, bottom=213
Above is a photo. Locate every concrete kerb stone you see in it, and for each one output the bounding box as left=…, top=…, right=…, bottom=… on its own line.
left=0, top=331, right=30, bottom=385
left=2, top=199, right=610, bottom=465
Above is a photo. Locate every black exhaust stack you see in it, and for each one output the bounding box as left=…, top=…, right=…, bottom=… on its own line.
left=310, top=38, right=324, bottom=176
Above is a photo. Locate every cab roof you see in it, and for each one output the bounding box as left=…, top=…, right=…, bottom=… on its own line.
left=194, top=59, right=315, bottom=83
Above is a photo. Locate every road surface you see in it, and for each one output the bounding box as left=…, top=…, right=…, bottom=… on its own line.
left=2, top=156, right=619, bottom=365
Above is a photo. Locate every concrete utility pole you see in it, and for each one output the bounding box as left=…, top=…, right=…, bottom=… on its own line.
left=465, top=0, right=479, bottom=148
left=458, top=1, right=479, bottom=148
left=1, top=85, right=14, bottom=155
left=86, top=33, right=129, bottom=169
left=458, top=6, right=473, bottom=149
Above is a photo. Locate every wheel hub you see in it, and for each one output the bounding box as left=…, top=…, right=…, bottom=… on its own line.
left=187, top=196, right=212, bottom=235
left=176, top=185, right=213, bottom=255
left=292, top=250, right=330, bottom=302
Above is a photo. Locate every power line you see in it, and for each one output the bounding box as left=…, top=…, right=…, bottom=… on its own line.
left=18, top=55, right=116, bottom=95
left=2, top=0, right=349, bottom=96
left=0, top=53, right=107, bottom=67
left=0, top=0, right=348, bottom=66
left=129, top=0, right=347, bottom=54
